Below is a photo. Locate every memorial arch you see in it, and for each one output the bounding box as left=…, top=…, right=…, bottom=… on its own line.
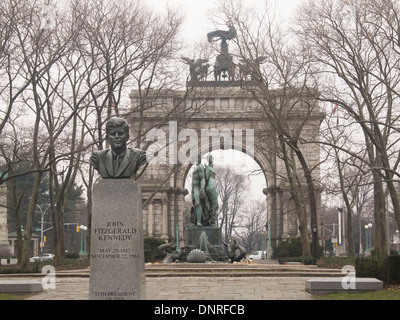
left=127, top=83, right=324, bottom=248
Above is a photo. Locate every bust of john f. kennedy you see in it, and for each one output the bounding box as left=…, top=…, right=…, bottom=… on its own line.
left=90, top=117, right=147, bottom=179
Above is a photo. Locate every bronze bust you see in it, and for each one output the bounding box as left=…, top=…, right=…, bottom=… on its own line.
left=90, top=117, right=147, bottom=179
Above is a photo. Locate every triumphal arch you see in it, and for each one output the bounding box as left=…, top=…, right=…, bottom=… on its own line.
left=127, top=25, right=324, bottom=248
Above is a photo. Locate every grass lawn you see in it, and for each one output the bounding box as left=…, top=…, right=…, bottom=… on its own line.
left=313, top=287, right=400, bottom=300
left=0, top=293, right=33, bottom=300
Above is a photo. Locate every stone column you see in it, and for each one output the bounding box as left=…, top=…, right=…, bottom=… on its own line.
left=89, top=179, right=145, bottom=300
left=176, top=189, right=188, bottom=247
left=160, top=199, right=169, bottom=242
left=147, top=200, right=154, bottom=237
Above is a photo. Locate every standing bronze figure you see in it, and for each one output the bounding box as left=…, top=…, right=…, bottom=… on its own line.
left=190, top=155, right=219, bottom=227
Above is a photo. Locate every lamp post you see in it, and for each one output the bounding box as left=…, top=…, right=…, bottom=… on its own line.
left=261, top=222, right=269, bottom=260
left=337, top=207, right=346, bottom=254
left=79, top=225, right=87, bottom=254
left=261, top=230, right=265, bottom=260
left=36, top=204, right=50, bottom=253
left=368, top=223, right=373, bottom=253
left=364, top=223, right=373, bottom=254
left=312, top=224, right=318, bottom=264
left=396, top=230, right=399, bottom=254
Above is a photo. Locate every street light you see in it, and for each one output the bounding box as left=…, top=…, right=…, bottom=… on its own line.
left=364, top=223, right=373, bottom=254
left=312, top=224, right=318, bottom=264
left=368, top=223, right=373, bottom=253
left=261, top=226, right=266, bottom=260
left=312, top=224, right=318, bottom=235
left=364, top=224, right=369, bottom=253
left=337, top=207, right=343, bottom=249
left=36, top=204, right=50, bottom=253
left=78, top=225, right=88, bottom=255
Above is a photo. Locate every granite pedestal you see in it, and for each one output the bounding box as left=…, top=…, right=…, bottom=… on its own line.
left=89, top=179, right=145, bottom=300
left=305, top=277, right=383, bottom=295
left=0, top=280, right=43, bottom=294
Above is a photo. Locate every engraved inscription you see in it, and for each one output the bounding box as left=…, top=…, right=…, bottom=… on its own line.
left=91, top=220, right=139, bottom=260
left=93, top=221, right=137, bottom=241
left=94, top=291, right=135, bottom=300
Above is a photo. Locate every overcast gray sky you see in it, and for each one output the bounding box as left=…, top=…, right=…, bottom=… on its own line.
left=146, top=0, right=303, bottom=43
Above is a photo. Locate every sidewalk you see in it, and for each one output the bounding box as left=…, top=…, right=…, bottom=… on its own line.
left=23, top=276, right=312, bottom=300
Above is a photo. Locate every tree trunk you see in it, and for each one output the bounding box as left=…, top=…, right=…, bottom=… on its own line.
left=334, top=147, right=355, bottom=257
left=21, top=171, right=43, bottom=269
left=387, top=179, right=400, bottom=233
left=292, top=145, right=319, bottom=258
left=346, top=207, right=355, bottom=257
left=10, top=170, right=25, bottom=263
left=373, top=175, right=386, bottom=257
left=55, top=204, right=66, bottom=263
left=281, top=142, right=311, bottom=257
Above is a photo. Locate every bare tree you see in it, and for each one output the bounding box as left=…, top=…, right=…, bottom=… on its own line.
left=297, top=0, right=400, bottom=256
left=0, top=0, right=185, bottom=267
left=321, top=114, right=365, bottom=256
left=215, top=166, right=249, bottom=243
left=0, top=0, right=34, bottom=137
left=0, top=114, right=34, bottom=262
left=9, top=0, right=82, bottom=268
left=235, top=200, right=267, bottom=253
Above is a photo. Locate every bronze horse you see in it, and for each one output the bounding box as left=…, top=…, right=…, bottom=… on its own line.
left=207, top=22, right=237, bottom=81
left=214, top=54, right=235, bottom=81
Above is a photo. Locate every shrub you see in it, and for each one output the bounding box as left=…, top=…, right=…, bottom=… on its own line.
left=356, top=254, right=400, bottom=285
left=0, top=267, right=38, bottom=274
left=144, top=237, right=166, bottom=263
left=278, top=256, right=315, bottom=265
left=66, top=252, right=80, bottom=259
left=273, top=237, right=303, bottom=259
left=317, top=256, right=356, bottom=269
left=382, top=255, right=400, bottom=284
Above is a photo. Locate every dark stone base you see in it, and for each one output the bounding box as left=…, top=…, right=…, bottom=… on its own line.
left=185, top=226, right=228, bottom=262
left=187, top=226, right=220, bottom=247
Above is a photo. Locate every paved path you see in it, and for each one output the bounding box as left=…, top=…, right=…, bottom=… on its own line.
left=22, top=276, right=312, bottom=300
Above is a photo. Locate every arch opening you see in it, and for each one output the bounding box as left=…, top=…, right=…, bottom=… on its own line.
left=183, top=149, right=269, bottom=253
